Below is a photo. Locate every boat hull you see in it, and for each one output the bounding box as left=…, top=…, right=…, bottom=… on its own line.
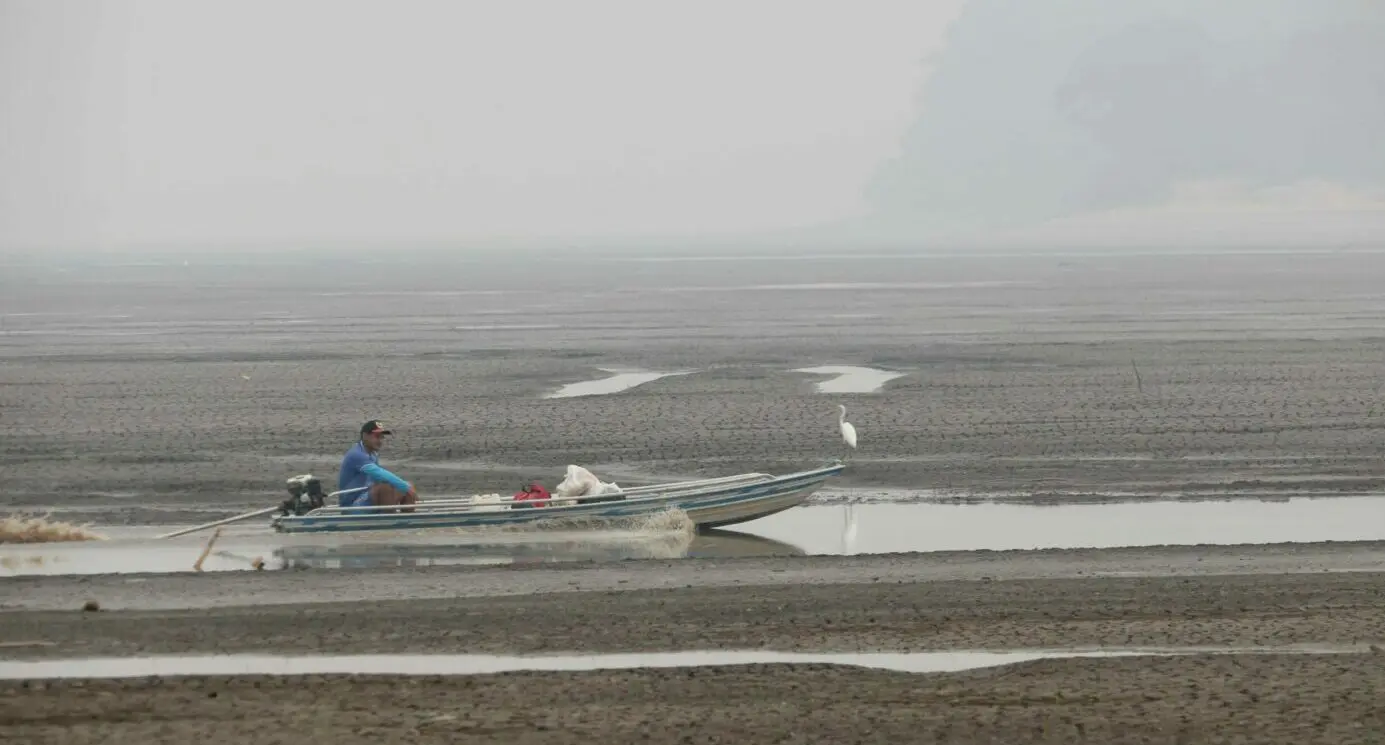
left=272, top=530, right=804, bottom=570
left=270, top=463, right=842, bottom=534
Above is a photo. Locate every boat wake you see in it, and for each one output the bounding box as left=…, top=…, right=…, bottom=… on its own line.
left=491, top=506, right=696, bottom=535
left=0, top=513, right=106, bottom=544
left=337, top=506, right=703, bottom=561
left=268, top=508, right=701, bottom=568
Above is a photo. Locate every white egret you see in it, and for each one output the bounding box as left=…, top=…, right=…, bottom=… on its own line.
left=837, top=404, right=857, bottom=449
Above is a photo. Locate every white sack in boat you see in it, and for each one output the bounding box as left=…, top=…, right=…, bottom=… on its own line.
left=552, top=464, right=623, bottom=506
left=554, top=465, right=600, bottom=497
left=467, top=492, right=508, bottom=512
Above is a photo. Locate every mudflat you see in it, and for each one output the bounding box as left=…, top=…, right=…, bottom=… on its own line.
left=5, top=249, right=1385, bottom=520
left=7, top=248, right=1385, bottom=743
left=8, top=540, right=1385, bottom=613
left=4, top=655, right=1384, bottom=745
left=6, top=553, right=1385, bottom=656
left=5, top=561, right=1385, bottom=744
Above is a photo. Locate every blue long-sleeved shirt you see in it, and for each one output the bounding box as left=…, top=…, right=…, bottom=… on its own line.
left=337, top=441, right=411, bottom=506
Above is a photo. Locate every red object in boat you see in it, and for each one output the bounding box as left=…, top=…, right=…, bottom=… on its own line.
left=512, top=483, right=551, bottom=508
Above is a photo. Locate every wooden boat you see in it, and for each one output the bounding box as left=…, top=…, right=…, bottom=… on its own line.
left=266, top=462, right=844, bottom=535
left=270, top=530, right=805, bottom=570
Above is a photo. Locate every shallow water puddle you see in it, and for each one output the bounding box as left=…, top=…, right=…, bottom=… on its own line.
left=544, top=368, right=693, bottom=398
left=5, top=496, right=1385, bottom=576
left=794, top=365, right=906, bottom=393
left=0, top=525, right=802, bottom=576
left=0, top=644, right=1362, bottom=680
left=747, top=497, right=1385, bottom=555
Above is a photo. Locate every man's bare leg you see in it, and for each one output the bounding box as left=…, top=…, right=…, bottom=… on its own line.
left=369, top=483, right=417, bottom=513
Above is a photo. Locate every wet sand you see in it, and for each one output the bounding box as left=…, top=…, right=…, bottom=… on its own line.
left=7, top=249, right=1385, bottom=742
left=8, top=539, right=1385, bottom=612
left=7, top=655, right=1385, bottom=745
left=6, top=547, right=1385, bottom=655
left=6, top=250, right=1385, bottom=518
left=5, top=553, right=1385, bottom=744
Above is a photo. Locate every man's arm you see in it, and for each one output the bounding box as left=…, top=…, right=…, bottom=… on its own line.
left=360, top=462, right=412, bottom=493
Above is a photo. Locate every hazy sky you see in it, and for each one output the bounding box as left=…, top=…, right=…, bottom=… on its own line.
left=2, top=0, right=1382, bottom=252
left=0, top=0, right=964, bottom=250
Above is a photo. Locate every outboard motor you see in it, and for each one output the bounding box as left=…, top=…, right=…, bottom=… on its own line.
left=280, top=474, right=326, bottom=516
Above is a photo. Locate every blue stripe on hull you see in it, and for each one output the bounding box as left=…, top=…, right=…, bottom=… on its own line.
left=273, top=464, right=843, bottom=534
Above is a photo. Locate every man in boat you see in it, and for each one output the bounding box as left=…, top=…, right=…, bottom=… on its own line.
left=337, top=420, right=418, bottom=510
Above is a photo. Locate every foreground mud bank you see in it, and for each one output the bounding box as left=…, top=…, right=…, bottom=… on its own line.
left=5, top=653, right=1384, bottom=745
left=5, top=564, right=1385, bottom=744
left=4, top=569, right=1385, bottom=659
left=7, top=539, right=1385, bottom=612
left=6, top=538, right=1385, bottom=743
left=6, top=538, right=1385, bottom=663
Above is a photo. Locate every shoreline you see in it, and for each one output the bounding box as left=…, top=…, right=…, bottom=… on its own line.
left=6, top=544, right=1385, bottom=659
left=6, top=538, right=1385, bottom=613
left=6, top=545, right=1385, bottom=744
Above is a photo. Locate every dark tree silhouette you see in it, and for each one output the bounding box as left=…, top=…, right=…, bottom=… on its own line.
left=862, top=0, right=1385, bottom=239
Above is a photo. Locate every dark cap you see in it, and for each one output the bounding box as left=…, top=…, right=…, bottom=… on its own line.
left=360, top=420, right=392, bottom=436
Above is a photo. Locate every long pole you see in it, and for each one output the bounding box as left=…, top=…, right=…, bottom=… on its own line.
left=155, top=507, right=280, bottom=539
left=155, top=486, right=369, bottom=539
